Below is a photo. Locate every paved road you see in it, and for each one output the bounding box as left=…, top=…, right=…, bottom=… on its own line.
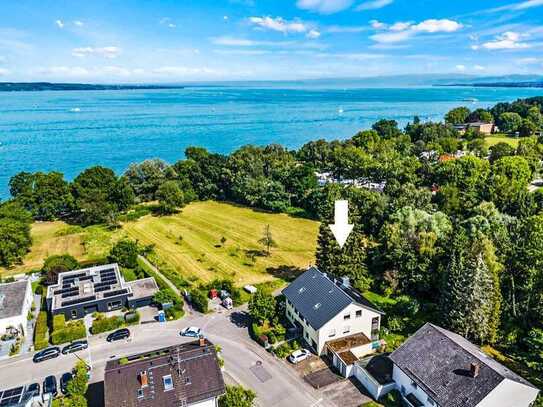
left=0, top=307, right=333, bottom=407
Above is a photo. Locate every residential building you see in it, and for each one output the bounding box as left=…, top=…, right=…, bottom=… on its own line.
left=358, top=323, right=540, bottom=407
left=282, top=267, right=384, bottom=376
left=0, top=279, right=33, bottom=336
left=46, top=263, right=158, bottom=320
left=454, top=122, right=494, bottom=135
left=104, top=338, right=226, bottom=407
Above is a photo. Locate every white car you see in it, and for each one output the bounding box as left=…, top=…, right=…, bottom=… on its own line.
left=288, top=349, right=311, bottom=364
left=180, top=326, right=202, bottom=337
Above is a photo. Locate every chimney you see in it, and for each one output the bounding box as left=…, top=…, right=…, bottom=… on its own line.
left=199, top=335, right=206, bottom=347
left=470, top=363, right=480, bottom=378
left=139, top=371, right=148, bottom=387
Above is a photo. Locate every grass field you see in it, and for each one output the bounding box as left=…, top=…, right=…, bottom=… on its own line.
left=484, top=134, right=525, bottom=148
left=124, top=201, right=319, bottom=286
left=0, top=222, right=126, bottom=277
left=1, top=201, right=319, bottom=286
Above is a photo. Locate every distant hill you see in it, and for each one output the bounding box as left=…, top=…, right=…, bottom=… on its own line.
left=0, top=82, right=185, bottom=92
left=438, top=82, right=543, bottom=88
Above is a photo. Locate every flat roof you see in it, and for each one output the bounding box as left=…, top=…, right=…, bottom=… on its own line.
left=0, top=280, right=30, bottom=320
left=46, top=263, right=157, bottom=311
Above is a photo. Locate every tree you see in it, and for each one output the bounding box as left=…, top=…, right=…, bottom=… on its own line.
left=372, top=119, right=402, bottom=139
left=248, top=290, right=276, bottom=324
left=219, top=385, right=256, bottom=407
left=487, top=156, right=531, bottom=214
left=467, top=108, right=493, bottom=123
left=499, top=112, right=523, bottom=134
left=489, top=142, right=515, bottom=163
left=156, top=180, right=185, bottom=214
left=440, top=228, right=502, bottom=344
left=125, top=159, right=175, bottom=201
left=519, top=118, right=538, bottom=137
left=108, top=240, right=140, bottom=269
left=43, top=254, right=79, bottom=284
left=445, top=106, right=470, bottom=124
left=0, top=201, right=32, bottom=267
left=258, top=225, right=277, bottom=256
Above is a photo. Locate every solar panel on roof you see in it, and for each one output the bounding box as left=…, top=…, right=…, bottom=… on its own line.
left=95, top=285, right=111, bottom=293
left=61, top=295, right=96, bottom=307
left=101, top=278, right=118, bottom=285
left=100, top=273, right=116, bottom=280
left=103, top=289, right=128, bottom=298
left=79, top=275, right=93, bottom=281
left=61, top=291, right=80, bottom=299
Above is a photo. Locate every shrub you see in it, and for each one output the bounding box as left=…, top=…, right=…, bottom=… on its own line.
left=190, top=289, right=209, bottom=313
left=386, top=316, right=405, bottom=333
left=119, top=357, right=129, bottom=365
left=392, top=295, right=420, bottom=318
left=52, top=314, right=66, bottom=331
left=165, top=303, right=184, bottom=320
left=91, top=315, right=124, bottom=334
left=273, top=339, right=301, bottom=358
left=34, top=311, right=49, bottom=350
left=51, top=320, right=86, bottom=345
left=108, top=239, right=140, bottom=269
left=125, top=311, right=140, bottom=325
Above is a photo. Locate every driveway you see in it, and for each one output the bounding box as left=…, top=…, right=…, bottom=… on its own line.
left=0, top=305, right=341, bottom=407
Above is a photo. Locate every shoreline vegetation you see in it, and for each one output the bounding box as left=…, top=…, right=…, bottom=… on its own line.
left=0, top=82, right=186, bottom=92
left=1, top=96, right=543, bottom=400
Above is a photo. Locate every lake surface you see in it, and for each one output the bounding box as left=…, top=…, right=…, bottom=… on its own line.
left=0, top=85, right=541, bottom=199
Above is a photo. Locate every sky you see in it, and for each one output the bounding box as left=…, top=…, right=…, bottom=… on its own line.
left=0, top=0, right=543, bottom=82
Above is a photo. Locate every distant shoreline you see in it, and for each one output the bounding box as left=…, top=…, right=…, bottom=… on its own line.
left=437, top=82, right=543, bottom=89
left=0, top=82, right=186, bottom=92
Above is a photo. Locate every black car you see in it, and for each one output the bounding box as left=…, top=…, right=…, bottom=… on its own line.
left=62, top=340, right=88, bottom=355
left=24, top=383, right=40, bottom=398
left=60, top=372, right=73, bottom=395
left=43, top=376, right=57, bottom=397
left=33, top=347, right=61, bottom=363
left=106, top=328, right=130, bottom=342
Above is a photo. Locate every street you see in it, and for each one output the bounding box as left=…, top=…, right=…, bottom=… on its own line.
left=0, top=306, right=335, bottom=407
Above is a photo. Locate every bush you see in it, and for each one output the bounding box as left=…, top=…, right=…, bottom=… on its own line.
left=34, top=311, right=49, bottom=350
left=108, top=240, right=140, bottom=269
left=51, top=320, right=86, bottom=345
left=53, top=314, right=66, bottom=331
left=91, top=314, right=124, bottom=334
left=272, top=339, right=301, bottom=358
left=125, top=311, right=140, bottom=325
left=165, top=303, right=185, bottom=320
left=190, top=289, right=209, bottom=313
left=392, top=295, right=420, bottom=318
left=386, top=316, right=405, bottom=333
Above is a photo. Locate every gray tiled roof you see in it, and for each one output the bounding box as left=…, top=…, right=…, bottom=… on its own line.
left=0, top=280, right=29, bottom=320
left=282, top=267, right=382, bottom=330
left=389, top=323, right=539, bottom=407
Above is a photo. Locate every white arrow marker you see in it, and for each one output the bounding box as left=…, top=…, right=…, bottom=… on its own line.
left=329, top=200, right=353, bottom=248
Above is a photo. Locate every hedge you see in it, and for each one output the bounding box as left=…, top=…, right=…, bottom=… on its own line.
left=91, top=314, right=124, bottom=334
left=34, top=311, right=49, bottom=351
left=51, top=320, right=86, bottom=345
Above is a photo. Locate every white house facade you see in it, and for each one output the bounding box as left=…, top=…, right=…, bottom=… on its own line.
left=0, top=279, right=33, bottom=336
left=283, top=267, right=384, bottom=376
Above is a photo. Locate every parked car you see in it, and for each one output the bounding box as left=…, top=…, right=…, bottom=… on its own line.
left=222, top=297, right=233, bottom=309
left=60, top=372, right=73, bottom=395
left=106, top=328, right=130, bottom=342
left=62, top=340, right=88, bottom=355
left=33, top=347, right=61, bottom=363
left=288, top=349, right=311, bottom=364
left=43, top=376, right=57, bottom=397
left=24, top=383, right=40, bottom=398
left=180, top=327, right=202, bottom=337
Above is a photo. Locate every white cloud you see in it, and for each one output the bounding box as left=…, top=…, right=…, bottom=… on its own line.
left=326, top=25, right=369, bottom=33
left=159, top=17, right=176, bottom=28
left=213, top=49, right=271, bottom=56
left=476, top=31, right=530, bottom=50
left=370, top=18, right=463, bottom=43
left=55, top=19, right=64, bottom=29
left=37, top=66, right=90, bottom=77
left=412, top=19, right=463, bottom=33
left=224, top=16, right=229, bottom=21
left=73, top=20, right=84, bottom=27
left=474, top=64, right=486, bottom=70
left=370, top=20, right=386, bottom=29
left=210, top=36, right=327, bottom=50
left=389, top=22, right=412, bottom=31
left=456, top=64, right=466, bottom=71
left=355, top=0, right=393, bottom=11
left=248, top=16, right=309, bottom=34
left=211, top=36, right=258, bottom=46
left=296, top=0, right=354, bottom=14
left=152, top=66, right=220, bottom=76
left=0, top=68, right=10, bottom=76
left=72, top=46, right=122, bottom=58
left=487, top=0, right=543, bottom=12
left=307, top=29, right=321, bottom=39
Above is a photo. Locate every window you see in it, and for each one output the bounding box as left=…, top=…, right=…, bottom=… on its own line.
left=185, top=377, right=191, bottom=385
left=328, top=329, right=336, bottom=337
left=343, top=313, right=351, bottom=320
left=411, top=381, right=418, bottom=389
left=343, top=326, right=350, bottom=334
left=427, top=397, right=435, bottom=406
left=355, top=310, right=362, bottom=318
left=71, top=310, right=77, bottom=318
left=163, top=375, right=174, bottom=391
left=137, top=389, right=144, bottom=398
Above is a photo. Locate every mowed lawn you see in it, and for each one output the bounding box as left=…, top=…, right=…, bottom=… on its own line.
left=484, top=134, right=525, bottom=148
left=124, top=201, right=319, bottom=286
left=0, top=222, right=125, bottom=277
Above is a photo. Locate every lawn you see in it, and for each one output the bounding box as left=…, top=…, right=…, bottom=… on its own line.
left=0, top=221, right=125, bottom=277
left=123, top=201, right=319, bottom=286
left=484, top=134, right=525, bottom=148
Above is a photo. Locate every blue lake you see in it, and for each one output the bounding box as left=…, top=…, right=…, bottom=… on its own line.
left=0, top=85, right=541, bottom=198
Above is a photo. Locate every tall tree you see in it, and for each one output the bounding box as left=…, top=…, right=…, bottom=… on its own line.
left=258, top=224, right=277, bottom=256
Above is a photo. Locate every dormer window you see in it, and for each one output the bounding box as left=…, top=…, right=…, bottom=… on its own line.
left=137, top=389, right=144, bottom=398
left=163, top=375, right=174, bottom=391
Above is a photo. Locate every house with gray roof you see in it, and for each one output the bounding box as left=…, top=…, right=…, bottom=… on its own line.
left=282, top=267, right=384, bottom=376
left=0, top=279, right=33, bottom=337
left=360, top=323, right=539, bottom=407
